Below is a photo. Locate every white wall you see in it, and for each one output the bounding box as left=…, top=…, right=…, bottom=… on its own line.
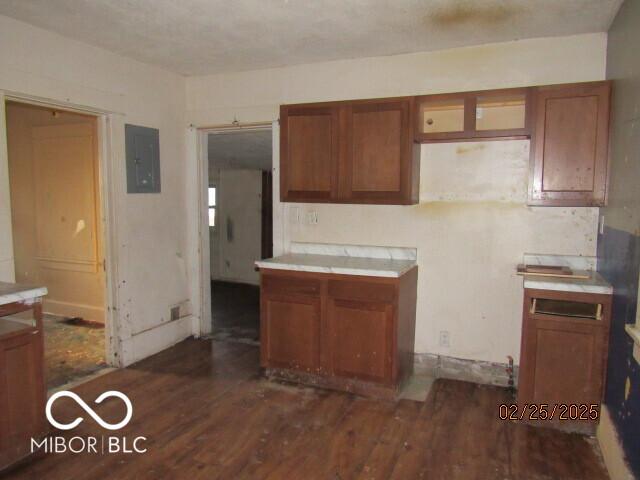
left=210, top=169, right=263, bottom=285
left=0, top=15, right=190, bottom=365
left=186, top=33, right=606, bottom=364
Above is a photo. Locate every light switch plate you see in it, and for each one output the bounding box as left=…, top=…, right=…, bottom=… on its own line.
left=304, top=211, right=318, bottom=225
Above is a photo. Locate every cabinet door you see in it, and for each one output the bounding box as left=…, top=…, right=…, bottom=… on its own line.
left=280, top=104, right=339, bottom=202
left=343, top=98, right=416, bottom=204
left=518, top=317, right=605, bottom=407
left=0, top=332, right=46, bottom=470
left=327, top=297, right=394, bottom=383
left=529, top=82, right=611, bottom=206
left=260, top=274, right=322, bottom=372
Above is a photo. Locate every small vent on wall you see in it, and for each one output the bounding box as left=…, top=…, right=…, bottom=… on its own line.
left=170, top=305, right=180, bottom=322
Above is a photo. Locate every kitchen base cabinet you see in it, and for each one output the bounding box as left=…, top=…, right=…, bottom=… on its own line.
left=517, top=288, right=612, bottom=433
left=260, top=268, right=417, bottom=398
left=0, top=301, right=47, bottom=472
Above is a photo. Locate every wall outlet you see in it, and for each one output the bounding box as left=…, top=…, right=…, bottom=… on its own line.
left=439, top=330, right=450, bottom=348
left=599, top=215, right=605, bottom=235
left=170, top=305, right=180, bottom=322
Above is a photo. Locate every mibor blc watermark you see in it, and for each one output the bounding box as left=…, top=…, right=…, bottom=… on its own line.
left=32, top=390, right=147, bottom=455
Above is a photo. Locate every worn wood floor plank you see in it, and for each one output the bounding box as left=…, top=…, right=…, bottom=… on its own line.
left=3, top=339, right=609, bottom=480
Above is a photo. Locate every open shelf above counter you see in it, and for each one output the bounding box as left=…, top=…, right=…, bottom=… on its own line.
left=415, top=87, right=532, bottom=143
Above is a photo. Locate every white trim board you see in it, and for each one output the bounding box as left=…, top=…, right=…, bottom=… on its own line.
left=119, top=315, right=193, bottom=366
left=189, top=122, right=280, bottom=339
left=597, top=405, right=634, bottom=480
left=43, top=299, right=104, bottom=324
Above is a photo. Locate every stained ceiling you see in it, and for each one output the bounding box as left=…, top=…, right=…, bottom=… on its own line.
left=0, top=0, right=624, bottom=76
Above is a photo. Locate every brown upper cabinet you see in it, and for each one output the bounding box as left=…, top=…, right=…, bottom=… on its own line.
left=279, top=104, right=339, bottom=202
left=528, top=81, right=611, bottom=206
left=280, top=97, right=419, bottom=205
left=414, top=87, right=533, bottom=143
left=280, top=81, right=611, bottom=207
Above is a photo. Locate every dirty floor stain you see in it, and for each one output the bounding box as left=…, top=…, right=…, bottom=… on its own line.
left=43, top=314, right=106, bottom=389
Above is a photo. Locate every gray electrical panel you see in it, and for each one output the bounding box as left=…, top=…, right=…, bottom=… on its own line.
left=125, top=124, right=161, bottom=193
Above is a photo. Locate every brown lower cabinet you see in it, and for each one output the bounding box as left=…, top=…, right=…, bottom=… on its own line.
left=517, top=288, right=611, bottom=432
left=0, top=301, right=47, bottom=472
left=260, top=267, right=418, bottom=398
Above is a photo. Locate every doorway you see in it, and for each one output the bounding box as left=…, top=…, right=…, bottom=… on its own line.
left=207, top=128, right=273, bottom=344
left=5, top=101, right=107, bottom=389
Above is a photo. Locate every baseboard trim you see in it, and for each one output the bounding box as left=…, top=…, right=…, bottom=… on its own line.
left=119, top=315, right=193, bottom=367
left=414, top=352, right=518, bottom=387
left=43, top=299, right=104, bottom=323
left=597, top=405, right=634, bottom=480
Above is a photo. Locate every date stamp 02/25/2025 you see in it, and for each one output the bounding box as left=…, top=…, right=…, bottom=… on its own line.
left=498, top=403, right=600, bottom=422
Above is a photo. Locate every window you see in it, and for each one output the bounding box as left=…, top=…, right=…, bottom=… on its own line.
left=208, top=187, right=216, bottom=227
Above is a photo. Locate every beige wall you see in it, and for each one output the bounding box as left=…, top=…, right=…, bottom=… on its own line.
left=0, top=15, right=189, bottom=365
left=7, top=102, right=104, bottom=322
left=186, top=33, right=606, bottom=364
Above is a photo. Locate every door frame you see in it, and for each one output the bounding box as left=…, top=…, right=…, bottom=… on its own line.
left=0, top=90, right=123, bottom=367
left=193, top=121, right=284, bottom=336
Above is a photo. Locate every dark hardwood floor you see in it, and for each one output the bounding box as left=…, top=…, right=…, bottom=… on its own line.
left=210, top=281, right=260, bottom=343
left=4, top=339, right=608, bottom=480
left=211, top=280, right=260, bottom=330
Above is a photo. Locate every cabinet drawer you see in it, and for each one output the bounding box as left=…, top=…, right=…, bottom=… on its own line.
left=262, top=275, right=321, bottom=297
left=328, top=279, right=396, bottom=303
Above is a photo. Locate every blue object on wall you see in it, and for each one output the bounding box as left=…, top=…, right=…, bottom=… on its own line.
left=598, top=226, right=640, bottom=478
left=125, top=124, right=160, bottom=193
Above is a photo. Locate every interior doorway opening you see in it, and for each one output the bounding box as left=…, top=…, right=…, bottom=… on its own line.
left=206, top=127, right=273, bottom=345
left=5, top=100, right=107, bottom=389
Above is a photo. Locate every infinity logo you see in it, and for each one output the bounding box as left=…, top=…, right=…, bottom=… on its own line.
left=46, top=391, right=133, bottom=431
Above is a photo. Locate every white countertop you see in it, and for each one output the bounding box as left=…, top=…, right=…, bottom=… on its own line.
left=290, top=242, right=417, bottom=261
left=255, top=253, right=417, bottom=278
left=0, top=281, right=48, bottom=307
left=520, top=254, right=612, bottom=295
left=524, top=270, right=612, bottom=294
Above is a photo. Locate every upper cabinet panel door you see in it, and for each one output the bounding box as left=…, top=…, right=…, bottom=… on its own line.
left=529, top=81, right=611, bottom=206
left=280, top=105, right=338, bottom=202
left=344, top=99, right=417, bottom=204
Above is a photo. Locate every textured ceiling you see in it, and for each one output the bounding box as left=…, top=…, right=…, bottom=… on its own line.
left=0, top=0, right=623, bottom=76
left=208, top=130, right=272, bottom=171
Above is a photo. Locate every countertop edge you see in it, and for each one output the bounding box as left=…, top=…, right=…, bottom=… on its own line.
left=0, top=286, right=49, bottom=307
left=523, top=281, right=612, bottom=295
left=255, top=262, right=415, bottom=278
